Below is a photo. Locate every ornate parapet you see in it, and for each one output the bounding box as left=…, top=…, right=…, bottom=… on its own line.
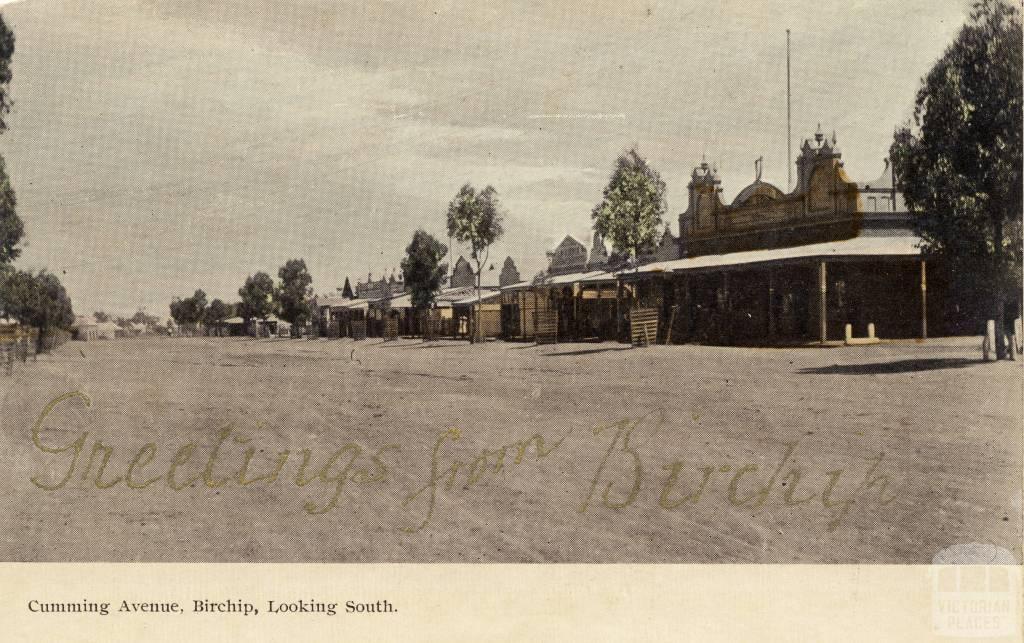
left=678, top=128, right=912, bottom=257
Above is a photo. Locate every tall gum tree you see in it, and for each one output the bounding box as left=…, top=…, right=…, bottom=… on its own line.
left=447, top=184, right=504, bottom=343
left=891, top=0, right=1022, bottom=358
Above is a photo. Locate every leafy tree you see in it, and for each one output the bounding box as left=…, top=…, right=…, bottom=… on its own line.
left=0, top=15, right=14, bottom=131
left=130, top=309, right=160, bottom=327
left=400, top=229, right=448, bottom=335
left=0, top=269, right=75, bottom=351
left=168, top=292, right=205, bottom=334
left=277, top=258, right=314, bottom=334
left=169, top=297, right=187, bottom=328
left=93, top=311, right=111, bottom=323
left=205, top=298, right=230, bottom=336
left=591, top=148, right=666, bottom=264
left=238, top=271, right=275, bottom=334
left=0, top=157, right=20, bottom=265
left=446, top=183, right=504, bottom=342
left=890, top=0, right=1022, bottom=358
left=0, top=17, right=20, bottom=265
left=341, top=277, right=354, bottom=299
left=187, top=289, right=207, bottom=327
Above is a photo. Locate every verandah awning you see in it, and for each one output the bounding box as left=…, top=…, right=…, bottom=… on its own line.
left=452, top=290, right=504, bottom=306
left=623, top=235, right=923, bottom=278
left=501, top=270, right=617, bottom=291
left=330, top=298, right=370, bottom=311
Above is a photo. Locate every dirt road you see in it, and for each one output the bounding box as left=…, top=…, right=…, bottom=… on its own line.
left=1, top=336, right=1019, bottom=563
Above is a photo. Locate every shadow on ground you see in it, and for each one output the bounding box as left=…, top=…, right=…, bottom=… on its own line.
left=798, top=358, right=985, bottom=375
left=540, top=346, right=635, bottom=357
left=405, top=342, right=471, bottom=350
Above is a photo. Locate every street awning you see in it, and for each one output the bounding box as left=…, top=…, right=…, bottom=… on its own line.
left=577, top=270, right=618, bottom=284
left=331, top=298, right=370, bottom=311
left=316, top=295, right=349, bottom=308
left=500, top=280, right=532, bottom=292
left=379, top=293, right=414, bottom=309
left=543, top=270, right=605, bottom=285
left=623, top=235, right=922, bottom=277
left=452, top=290, right=503, bottom=306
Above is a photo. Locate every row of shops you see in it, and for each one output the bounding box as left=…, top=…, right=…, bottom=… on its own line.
left=303, top=128, right=993, bottom=346
left=497, top=235, right=930, bottom=345
left=311, top=285, right=504, bottom=342
left=308, top=240, right=936, bottom=347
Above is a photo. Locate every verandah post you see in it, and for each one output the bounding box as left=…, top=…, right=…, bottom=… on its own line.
left=920, top=259, right=927, bottom=340
left=722, top=271, right=730, bottom=345
left=615, top=279, right=622, bottom=342
left=819, top=261, right=828, bottom=344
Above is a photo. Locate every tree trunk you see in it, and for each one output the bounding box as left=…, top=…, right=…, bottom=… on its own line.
left=615, top=280, right=622, bottom=343
left=994, top=218, right=1007, bottom=360
left=475, top=266, right=482, bottom=345
left=994, top=296, right=1007, bottom=360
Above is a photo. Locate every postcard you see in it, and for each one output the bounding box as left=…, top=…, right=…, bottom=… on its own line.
left=0, top=0, right=1020, bottom=640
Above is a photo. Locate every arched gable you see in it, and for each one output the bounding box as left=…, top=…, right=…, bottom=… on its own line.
left=730, top=181, right=785, bottom=207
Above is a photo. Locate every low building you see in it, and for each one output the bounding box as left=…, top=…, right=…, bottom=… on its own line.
left=71, top=316, right=99, bottom=341
left=333, top=298, right=371, bottom=339
left=451, top=289, right=503, bottom=339
left=222, top=316, right=247, bottom=336
left=96, top=321, right=121, bottom=339
left=500, top=235, right=617, bottom=342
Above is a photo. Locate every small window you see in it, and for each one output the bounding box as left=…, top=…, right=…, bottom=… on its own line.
left=878, top=196, right=890, bottom=211
left=867, top=196, right=877, bottom=211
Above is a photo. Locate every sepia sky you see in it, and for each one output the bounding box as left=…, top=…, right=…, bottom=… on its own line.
left=1, top=0, right=967, bottom=318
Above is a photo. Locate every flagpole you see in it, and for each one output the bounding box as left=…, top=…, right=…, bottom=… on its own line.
left=787, top=29, right=792, bottom=191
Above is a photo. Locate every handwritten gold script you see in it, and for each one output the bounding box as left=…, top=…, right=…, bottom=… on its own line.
left=30, top=390, right=399, bottom=515
left=29, top=391, right=900, bottom=534
left=400, top=424, right=573, bottom=533
left=576, top=407, right=898, bottom=532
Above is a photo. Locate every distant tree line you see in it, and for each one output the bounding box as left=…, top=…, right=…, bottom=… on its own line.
left=168, top=259, right=314, bottom=337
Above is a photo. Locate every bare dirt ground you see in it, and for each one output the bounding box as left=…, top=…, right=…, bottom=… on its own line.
left=0, top=335, right=1020, bottom=563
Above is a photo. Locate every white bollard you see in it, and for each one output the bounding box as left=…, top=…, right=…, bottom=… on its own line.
left=844, top=323, right=853, bottom=343
left=984, top=319, right=996, bottom=361
left=867, top=323, right=875, bottom=339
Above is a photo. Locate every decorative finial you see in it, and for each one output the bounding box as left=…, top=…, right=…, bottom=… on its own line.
left=831, top=130, right=837, bottom=145
left=815, top=123, right=824, bottom=145
left=754, top=156, right=764, bottom=182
